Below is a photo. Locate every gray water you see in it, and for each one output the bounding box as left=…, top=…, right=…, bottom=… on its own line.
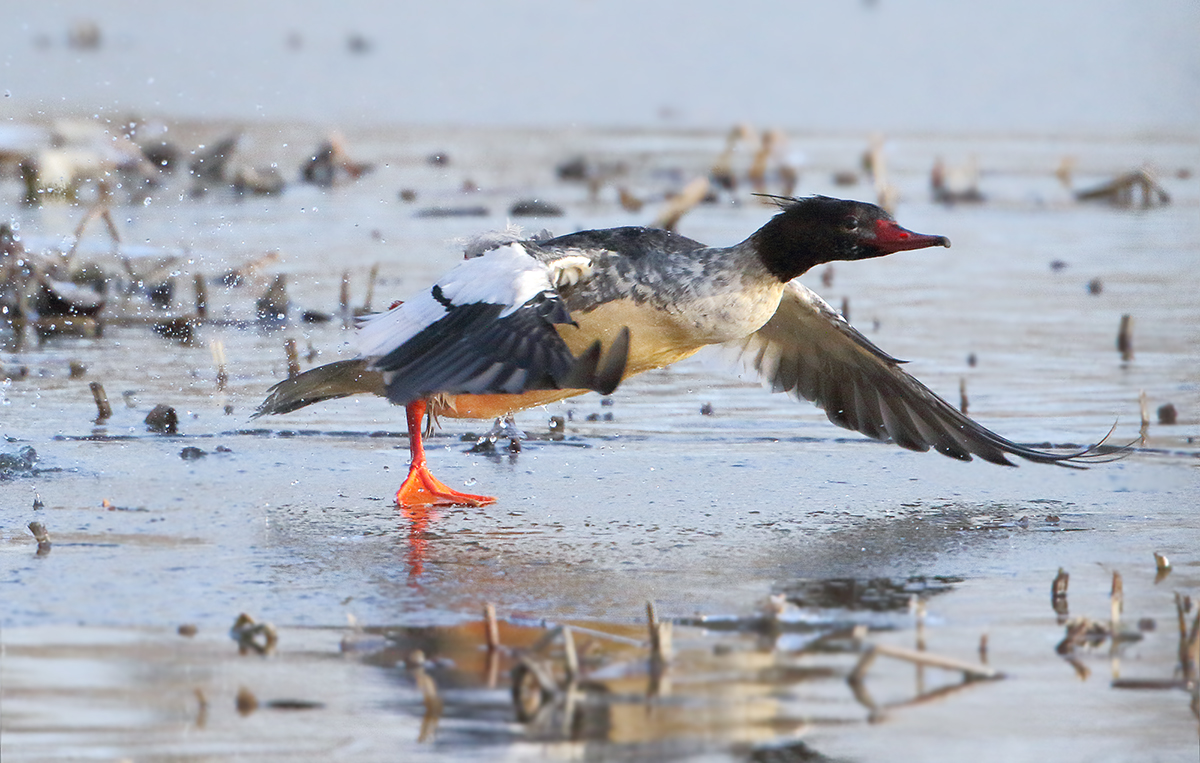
left=3, top=4, right=1200, bottom=762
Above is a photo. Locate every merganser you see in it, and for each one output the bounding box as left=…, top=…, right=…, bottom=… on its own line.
left=255, top=195, right=1104, bottom=508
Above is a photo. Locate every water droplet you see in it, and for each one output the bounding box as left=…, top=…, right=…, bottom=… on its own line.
left=142, top=197, right=152, bottom=206
left=465, top=478, right=478, bottom=487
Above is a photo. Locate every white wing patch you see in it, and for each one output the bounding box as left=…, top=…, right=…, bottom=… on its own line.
left=438, top=244, right=552, bottom=318
left=355, top=243, right=555, bottom=358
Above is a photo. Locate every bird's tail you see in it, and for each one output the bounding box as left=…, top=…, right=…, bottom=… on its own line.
left=252, top=359, right=385, bottom=417
left=253, top=326, right=630, bottom=417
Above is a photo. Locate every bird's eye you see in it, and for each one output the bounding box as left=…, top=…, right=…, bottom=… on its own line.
left=840, top=216, right=859, bottom=232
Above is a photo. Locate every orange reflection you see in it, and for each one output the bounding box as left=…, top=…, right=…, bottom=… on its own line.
left=400, top=504, right=438, bottom=579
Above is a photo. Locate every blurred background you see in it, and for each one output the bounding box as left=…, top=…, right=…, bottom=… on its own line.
left=5, top=0, right=1198, bottom=134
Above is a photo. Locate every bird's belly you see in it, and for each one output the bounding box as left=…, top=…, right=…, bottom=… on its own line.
left=561, top=292, right=780, bottom=375
left=441, top=294, right=772, bottom=420
left=439, top=389, right=585, bottom=419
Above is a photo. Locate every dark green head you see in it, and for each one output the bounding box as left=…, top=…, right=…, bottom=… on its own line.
left=751, top=196, right=951, bottom=282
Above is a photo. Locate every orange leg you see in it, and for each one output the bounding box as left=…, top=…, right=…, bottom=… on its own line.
left=395, top=400, right=496, bottom=508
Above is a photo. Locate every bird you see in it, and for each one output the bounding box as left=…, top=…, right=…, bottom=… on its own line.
left=255, top=195, right=1109, bottom=508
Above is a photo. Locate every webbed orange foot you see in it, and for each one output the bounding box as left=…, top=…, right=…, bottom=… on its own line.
left=395, top=462, right=496, bottom=508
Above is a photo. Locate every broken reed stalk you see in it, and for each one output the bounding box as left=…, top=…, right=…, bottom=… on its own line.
left=1180, top=594, right=1200, bottom=685
left=653, top=176, right=710, bottom=232
left=867, top=134, right=893, bottom=211
left=193, top=273, right=208, bottom=319
left=89, top=381, right=113, bottom=422
left=67, top=202, right=120, bottom=262
left=1154, top=552, right=1172, bottom=583
left=646, top=601, right=672, bottom=663
left=1138, top=390, right=1150, bottom=444
left=1189, top=612, right=1200, bottom=685
left=1052, top=568, right=1070, bottom=618
left=551, top=622, right=644, bottom=648
left=562, top=626, right=579, bottom=683
left=100, top=207, right=120, bottom=245
left=409, top=651, right=441, bottom=714
left=28, top=520, right=50, bottom=553
left=364, top=263, right=379, bottom=312
left=340, top=270, right=351, bottom=328
left=210, top=339, right=228, bottom=392
left=854, top=642, right=999, bottom=682
left=408, top=649, right=442, bottom=743
left=230, top=613, right=278, bottom=656
left=285, top=339, right=300, bottom=379
left=914, top=598, right=927, bottom=652
left=484, top=602, right=500, bottom=652
left=1117, top=314, right=1134, bottom=361
left=1176, top=593, right=1191, bottom=673
left=194, top=688, right=209, bottom=728
left=912, top=598, right=928, bottom=695
left=1110, top=571, right=1123, bottom=633
left=511, top=654, right=557, bottom=723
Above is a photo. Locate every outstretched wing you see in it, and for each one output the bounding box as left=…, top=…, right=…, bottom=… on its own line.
left=358, top=243, right=626, bottom=406
left=729, top=281, right=1104, bottom=466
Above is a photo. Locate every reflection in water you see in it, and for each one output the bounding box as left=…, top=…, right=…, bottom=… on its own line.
left=369, top=595, right=1000, bottom=754
left=5, top=579, right=1195, bottom=759
left=782, top=576, right=962, bottom=612
left=1052, top=568, right=1200, bottom=726
left=401, top=504, right=438, bottom=579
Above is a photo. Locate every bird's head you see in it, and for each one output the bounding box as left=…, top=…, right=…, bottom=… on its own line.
left=751, top=195, right=951, bottom=282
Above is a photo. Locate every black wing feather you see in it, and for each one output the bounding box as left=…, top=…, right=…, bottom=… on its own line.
left=372, top=294, right=629, bottom=406
left=733, top=282, right=1113, bottom=466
